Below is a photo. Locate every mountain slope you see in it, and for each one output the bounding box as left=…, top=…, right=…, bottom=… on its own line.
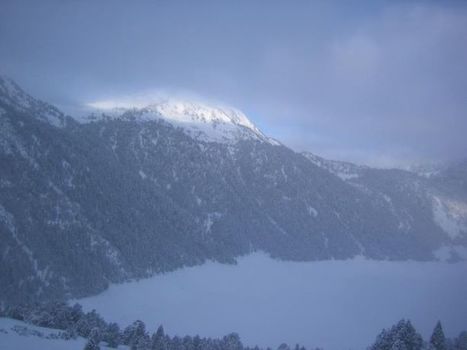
left=1, top=77, right=465, bottom=305
left=304, top=152, right=467, bottom=259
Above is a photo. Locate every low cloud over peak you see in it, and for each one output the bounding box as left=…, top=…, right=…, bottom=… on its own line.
left=1, top=0, right=466, bottom=167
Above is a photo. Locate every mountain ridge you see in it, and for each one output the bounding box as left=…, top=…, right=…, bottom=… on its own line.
left=1, top=76, right=466, bottom=305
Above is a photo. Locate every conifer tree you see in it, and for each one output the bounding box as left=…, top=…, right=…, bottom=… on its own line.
left=151, top=325, right=167, bottom=350
left=370, top=320, right=422, bottom=350
left=430, top=321, right=446, bottom=350
left=456, top=331, right=467, bottom=350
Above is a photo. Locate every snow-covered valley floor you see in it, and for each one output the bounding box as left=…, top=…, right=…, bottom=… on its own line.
left=78, top=253, right=467, bottom=350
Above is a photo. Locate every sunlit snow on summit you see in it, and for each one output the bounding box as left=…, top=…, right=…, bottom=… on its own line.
left=84, top=91, right=279, bottom=145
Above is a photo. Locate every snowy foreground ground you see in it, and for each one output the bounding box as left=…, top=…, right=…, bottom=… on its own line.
left=0, top=317, right=127, bottom=350
left=77, top=253, right=467, bottom=350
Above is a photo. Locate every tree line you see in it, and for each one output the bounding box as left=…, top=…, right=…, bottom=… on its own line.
left=1, top=302, right=466, bottom=350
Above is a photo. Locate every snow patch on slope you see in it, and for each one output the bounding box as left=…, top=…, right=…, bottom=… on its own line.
left=432, top=196, right=467, bottom=239
left=306, top=203, right=318, bottom=217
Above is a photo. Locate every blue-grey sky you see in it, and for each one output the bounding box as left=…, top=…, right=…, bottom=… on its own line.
left=1, top=0, right=466, bottom=167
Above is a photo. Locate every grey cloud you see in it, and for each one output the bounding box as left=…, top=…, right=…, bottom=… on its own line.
left=1, top=0, right=466, bottom=167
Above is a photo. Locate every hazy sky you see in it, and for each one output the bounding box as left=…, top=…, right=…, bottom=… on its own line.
left=1, top=0, right=466, bottom=167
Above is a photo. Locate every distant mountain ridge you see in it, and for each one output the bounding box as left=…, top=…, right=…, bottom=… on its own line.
left=303, top=151, right=467, bottom=254
left=1, top=76, right=466, bottom=305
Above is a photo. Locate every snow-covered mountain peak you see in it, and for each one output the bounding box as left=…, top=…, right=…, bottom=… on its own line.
left=145, top=98, right=258, bottom=131
left=85, top=97, right=279, bottom=145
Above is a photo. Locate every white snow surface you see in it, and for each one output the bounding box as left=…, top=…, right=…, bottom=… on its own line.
left=0, top=318, right=125, bottom=350
left=83, top=98, right=280, bottom=145
left=432, top=196, right=467, bottom=239
left=77, top=253, right=467, bottom=350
